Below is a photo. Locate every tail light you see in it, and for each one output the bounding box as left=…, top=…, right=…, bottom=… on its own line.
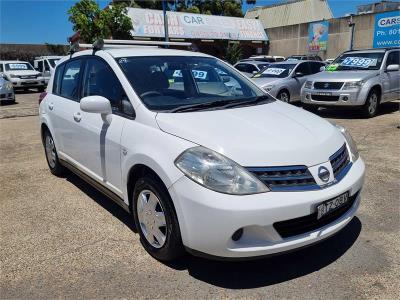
left=39, top=92, right=47, bottom=104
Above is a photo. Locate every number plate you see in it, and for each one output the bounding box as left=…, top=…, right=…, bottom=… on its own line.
left=317, top=192, right=349, bottom=220
left=316, top=92, right=332, bottom=96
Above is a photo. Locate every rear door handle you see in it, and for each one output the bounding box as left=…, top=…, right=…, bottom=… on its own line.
left=73, top=112, right=81, bottom=122
left=48, top=103, right=54, bottom=110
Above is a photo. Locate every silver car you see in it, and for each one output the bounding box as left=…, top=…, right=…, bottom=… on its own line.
left=234, top=60, right=271, bottom=77
left=0, top=74, right=15, bottom=104
left=251, top=61, right=325, bottom=102
left=301, top=48, right=400, bottom=117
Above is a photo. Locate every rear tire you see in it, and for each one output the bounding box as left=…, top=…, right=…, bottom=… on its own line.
left=132, top=175, right=184, bottom=261
left=361, top=89, right=380, bottom=118
left=43, top=129, right=66, bottom=176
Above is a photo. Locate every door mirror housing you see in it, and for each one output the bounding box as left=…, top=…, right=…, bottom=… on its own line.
left=320, top=66, right=326, bottom=72
left=386, top=64, right=399, bottom=72
left=252, top=70, right=258, bottom=74
left=80, top=96, right=112, bottom=115
left=294, top=72, right=304, bottom=77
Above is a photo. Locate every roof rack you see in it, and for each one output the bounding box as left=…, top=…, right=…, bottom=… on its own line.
left=70, top=39, right=193, bottom=54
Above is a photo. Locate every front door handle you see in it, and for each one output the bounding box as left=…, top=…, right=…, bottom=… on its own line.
left=73, top=112, right=81, bottom=122
left=48, top=103, right=54, bottom=110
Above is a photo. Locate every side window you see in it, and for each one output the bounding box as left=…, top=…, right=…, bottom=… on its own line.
left=44, top=60, right=50, bottom=71
left=295, top=63, right=311, bottom=75
left=386, top=51, right=400, bottom=66
left=52, top=64, right=65, bottom=95
left=310, top=62, right=324, bottom=74
left=247, top=64, right=258, bottom=72
left=60, top=59, right=82, bottom=101
left=0, top=64, right=3, bottom=72
left=38, top=61, right=44, bottom=72
left=82, top=58, right=128, bottom=114
left=235, top=64, right=247, bottom=72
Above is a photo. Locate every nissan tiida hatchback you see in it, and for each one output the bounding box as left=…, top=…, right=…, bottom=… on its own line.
left=39, top=40, right=365, bottom=261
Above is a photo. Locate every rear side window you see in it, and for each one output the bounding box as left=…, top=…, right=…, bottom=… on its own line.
left=82, top=58, right=127, bottom=113
left=295, top=62, right=311, bottom=75
left=60, top=60, right=82, bottom=101
left=235, top=64, right=248, bottom=72
left=0, top=64, right=3, bottom=72
left=52, top=64, right=65, bottom=95
left=310, top=62, right=325, bottom=74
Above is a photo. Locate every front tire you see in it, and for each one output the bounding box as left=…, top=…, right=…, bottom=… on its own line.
left=43, top=130, right=65, bottom=176
left=132, top=175, right=184, bottom=261
left=361, top=89, right=380, bottom=118
left=277, top=90, right=290, bottom=103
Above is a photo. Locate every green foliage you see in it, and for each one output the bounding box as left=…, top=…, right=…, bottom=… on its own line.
left=68, top=0, right=133, bottom=43
left=176, top=0, right=244, bottom=17
left=225, top=42, right=242, bottom=64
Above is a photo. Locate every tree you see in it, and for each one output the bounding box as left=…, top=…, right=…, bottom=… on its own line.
left=224, top=42, right=242, bottom=64
left=68, top=0, right=133, bottom=43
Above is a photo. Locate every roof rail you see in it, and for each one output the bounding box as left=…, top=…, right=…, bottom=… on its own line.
left=70, top=39, right=193, bottom=54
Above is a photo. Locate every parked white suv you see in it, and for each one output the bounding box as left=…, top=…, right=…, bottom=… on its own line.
left=34, top=56, right=63, bottom=85
left=40, top=40, right=365, bottom=261
left=0, top=60, right=45, bottom=92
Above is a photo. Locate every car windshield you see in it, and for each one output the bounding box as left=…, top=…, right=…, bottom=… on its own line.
left=252, top=64, right=295, bottom=78
left=5, top=63, right=34, bottom=71
left=330, top=52, right=385, bottom=71
left=48, top=59, right=60, bottom=68
left=117, top=56, right=266, bottom=112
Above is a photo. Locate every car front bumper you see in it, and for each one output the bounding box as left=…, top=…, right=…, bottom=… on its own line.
left=10, top=78, right=45, bottom=88
left=169, top=157, right=365, bottom=259
left=301, top=87, right=368, bottom=106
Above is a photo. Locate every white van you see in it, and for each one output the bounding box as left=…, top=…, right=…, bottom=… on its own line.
left=34, top=56, right=63, bottom=84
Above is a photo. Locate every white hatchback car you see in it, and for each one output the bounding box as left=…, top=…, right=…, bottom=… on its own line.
left=40, top=40, right=365, bottom=261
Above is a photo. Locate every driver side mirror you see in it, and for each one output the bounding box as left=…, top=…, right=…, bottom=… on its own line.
left=320, top=66, right=326, bottom=71
left=252, top=70, right=258, bottom=74
left=386, top=64, right=399, bottom=72
left=80, top=96, right=112, bottom=123
left=294, top=72, right=304, bottom=77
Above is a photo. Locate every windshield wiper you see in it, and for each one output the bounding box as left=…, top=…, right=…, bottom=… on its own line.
left=170, top=99, right=244, bottom=113
left=223, top=95, right=272, bottom=109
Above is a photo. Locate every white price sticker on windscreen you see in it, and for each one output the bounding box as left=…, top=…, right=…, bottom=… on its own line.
left=340, top=57, right=377, bottom=68
left=172, top=69, right=207, bottom=79
left=9, top=63, right=28, bottom=70
left=262, top=68, right=286, bottom=75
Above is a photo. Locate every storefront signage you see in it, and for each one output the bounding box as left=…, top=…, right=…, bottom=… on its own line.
left=308, top=21, right=329, bottom=52
left=127, top=8, right=268, bottom=41
left=373, top=10, right=400, bottom=48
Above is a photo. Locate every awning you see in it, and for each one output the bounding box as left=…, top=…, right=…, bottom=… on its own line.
left=127, top=8, right=268, bottom=41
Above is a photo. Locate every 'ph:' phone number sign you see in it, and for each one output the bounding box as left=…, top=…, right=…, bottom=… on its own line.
left=373, top=10, right=400, bottom=48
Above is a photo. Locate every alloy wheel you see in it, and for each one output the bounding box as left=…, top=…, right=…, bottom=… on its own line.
left=137, top=190, right=167, bottom=248
left=279, top=92, right=289, bottom=102
left=368, top=93, right=378, bottom=115
left=45, top=135, right=56, bottom=168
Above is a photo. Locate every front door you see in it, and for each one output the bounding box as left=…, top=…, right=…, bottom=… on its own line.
left=382, top=51, right=400, bottom=101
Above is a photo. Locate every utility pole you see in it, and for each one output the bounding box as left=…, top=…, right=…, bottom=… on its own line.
left=162, top=0, right=169, bottom=45
left=348, top=14, right=356, bottom=51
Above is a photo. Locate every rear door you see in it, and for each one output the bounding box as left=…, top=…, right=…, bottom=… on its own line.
left=47, top=58, right=83, bottom=161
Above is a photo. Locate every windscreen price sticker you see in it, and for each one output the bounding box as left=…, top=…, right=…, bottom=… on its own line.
left=9, top=64, right=28, bottom=70
left=262, top=68, right=286, bottom=75
left=172, top=70, right=207, bottom=79
left=340, top=57, right=377, bottom=68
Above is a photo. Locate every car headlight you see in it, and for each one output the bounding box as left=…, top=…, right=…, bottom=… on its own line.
left=264, top=85, right=274, bottom=92
left=343, top=81, right=364, bottom=90
left=9, top=74, right=19, bottom=78
left=332, top=123, right=359, bottom=162
left=175, top=146, right=269, bottom=195
left=304, top=81, right=313, bottom=89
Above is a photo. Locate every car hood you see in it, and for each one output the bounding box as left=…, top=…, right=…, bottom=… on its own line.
left=308, top=70, right=378, bottom=81
left=251, top=77, right=284, bottom=87
left=6, top=70, right=40, bottom=76
left=156, top=101, right=344, bottom=167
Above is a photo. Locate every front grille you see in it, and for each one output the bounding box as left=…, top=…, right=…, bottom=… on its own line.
left=246, top=166, right=318, bottom=191
left=311, top=95, right=340, bottom=101
left=314, top=82, right=344, bottom=90
left=273, top=191, right=359, bottom=238
left=330, top=144, right=350, bottom=179
left=0, top=94, right=5, bottom=99
left=20, top=75, right=37, bottom=79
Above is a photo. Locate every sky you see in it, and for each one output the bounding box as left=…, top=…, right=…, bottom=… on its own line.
left=0, top=0, right=387, bottom=44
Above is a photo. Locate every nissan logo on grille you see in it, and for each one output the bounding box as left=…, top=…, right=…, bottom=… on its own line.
left=318, top=166, right=330, bottom=183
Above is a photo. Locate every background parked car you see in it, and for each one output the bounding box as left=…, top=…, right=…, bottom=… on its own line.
left=0, top=60, right=45, bottom=92
left=286, top=55, right=323, bottom=61
left=34, top=56, right=63, bottom=85
left=325, top=58, right=335, bottom=64
left=234, top=60, right=271, bottom=77
left=0, top=73, right=15, bottom=104
left=251, top=60, right=326, bottom=102
left=301, top=47, right=400, bottom=117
